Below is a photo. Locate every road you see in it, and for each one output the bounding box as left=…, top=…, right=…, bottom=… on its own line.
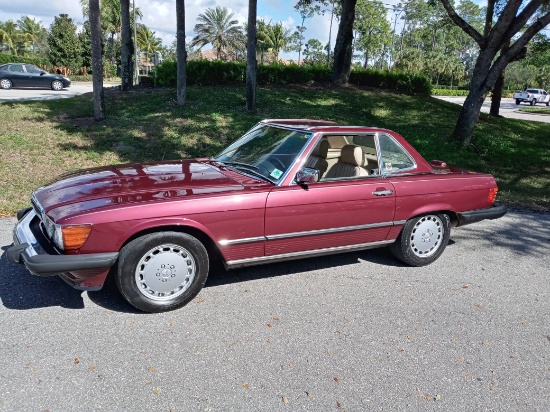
left=434, top=96, right=550, bottom=123
left=0, top=82, right=116, bottom=102
left=0, top=209, right=548, bottom=411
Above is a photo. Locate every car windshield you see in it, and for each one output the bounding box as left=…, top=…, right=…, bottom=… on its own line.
left=213, top=124, right=312, bottom=183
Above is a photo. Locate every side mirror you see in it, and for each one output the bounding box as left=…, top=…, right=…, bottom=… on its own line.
left=295, top=167, right=319, bottom=185
left=430, top=160, right=447, bottom=168
left=40, top=71, right=46, bottom=76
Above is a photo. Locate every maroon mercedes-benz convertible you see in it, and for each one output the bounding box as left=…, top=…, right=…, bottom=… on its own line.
left=8, top=119, right=507, bottom=312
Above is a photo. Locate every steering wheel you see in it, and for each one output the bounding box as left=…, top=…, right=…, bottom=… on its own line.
left=269, top=157, right=286, bottom=171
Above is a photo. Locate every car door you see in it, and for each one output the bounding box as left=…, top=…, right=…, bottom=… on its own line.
left=7, top=64, right=27, bottom=87
left=264, top=177, right=396, bottom=256
left=24, top=64, right=46, bottom=87
left=264, top=135, right=397, bottom=257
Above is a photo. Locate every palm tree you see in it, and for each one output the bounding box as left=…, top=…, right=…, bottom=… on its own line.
left=0, top=21, right=18, bottom=54
left=263, top=22, right=293, bottom=62
left=191, top=6, right=244, bottom=60
left=176, top=0, right=186, bottom=105
left=89, top=0, right=105, bottom=119
left=16, top=16, right=44, bottom=53
left=246, top=0, right=257, bottom=112
left=136, top=24, right=161, bottom=74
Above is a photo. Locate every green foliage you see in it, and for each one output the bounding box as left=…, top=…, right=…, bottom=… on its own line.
left=350, top=69, right=432, bottom=94
left=153, top=59, right=432, bottom=94
left=0, top=52, right=48, bottom=66
left=432, top=88, right=470, bottom=96
left=47, top=14, right=82, bottom=71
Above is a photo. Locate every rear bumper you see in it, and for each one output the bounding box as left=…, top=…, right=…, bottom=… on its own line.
left=7, top=209, right=118, bottom=279
left=457, top=203, right=508, bottom=226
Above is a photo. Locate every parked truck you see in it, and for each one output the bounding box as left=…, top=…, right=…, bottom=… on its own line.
left=513, top=88, right=550, bottom=106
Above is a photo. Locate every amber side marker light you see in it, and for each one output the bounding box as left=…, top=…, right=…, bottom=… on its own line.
left=488, top=188, right=498, bottom=204
left=62, top=225, right=92, bottom=250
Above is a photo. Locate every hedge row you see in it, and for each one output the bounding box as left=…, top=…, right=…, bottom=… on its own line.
left=0, top=53, right=49, bottom=66
left=432, top=88, right=470, bottom=96
left=153, top=60, right=432, bottom=95
left=433, top=88, right=514, bottom=98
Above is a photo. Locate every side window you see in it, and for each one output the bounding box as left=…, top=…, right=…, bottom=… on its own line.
left=9, top=64, right=25, bottom=73
left=378, top=134, right=415, bottom=173
left=25, top=65, right=42, bottom=74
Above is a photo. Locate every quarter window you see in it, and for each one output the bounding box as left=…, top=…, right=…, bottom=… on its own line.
left=378, top=134, right=415, bottom=173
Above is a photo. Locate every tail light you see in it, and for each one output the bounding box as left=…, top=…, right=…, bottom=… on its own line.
left=488, top=187, right=498, bottom=204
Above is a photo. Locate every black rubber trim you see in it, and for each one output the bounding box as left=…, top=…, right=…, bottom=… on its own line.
left=22, top=252, right=119, bottom=277
left=16, top=207, right=32, bottom=221
left=457, top=203, right=508, bottom=226
left=6, top=242, right=29, bottom=264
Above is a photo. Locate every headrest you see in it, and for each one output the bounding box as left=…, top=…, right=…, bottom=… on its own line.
left=312, top=139, right=329, bottom=158
left=340, top=145, right=365, bottom=166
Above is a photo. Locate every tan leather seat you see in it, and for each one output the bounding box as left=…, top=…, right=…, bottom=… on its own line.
left=324, top=145, right=368, bottom=179
left=304, top=140, right=329, bottom=178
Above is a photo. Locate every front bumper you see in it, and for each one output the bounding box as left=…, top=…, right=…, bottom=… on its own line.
left=7, top=209, right=118, bottom=278
left=457, top=203, right=508, bottom=226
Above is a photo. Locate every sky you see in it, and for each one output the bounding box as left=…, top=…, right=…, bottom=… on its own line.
left=0, top=0, right=404, bottom=61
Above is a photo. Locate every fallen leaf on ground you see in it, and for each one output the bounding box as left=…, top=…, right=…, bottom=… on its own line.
left=334, top=377, right=340, bottom=383
left=243, top=383, right=249, bottom=389
left=282, top=396, right=289, bottom=404
left=74, top=358, right=80, bottom=364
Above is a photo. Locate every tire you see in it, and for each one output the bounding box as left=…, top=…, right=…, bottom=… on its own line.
left=115, top=231, right=209, bottom=313
left=0, top=78, right=12, bottom=89
left=515, top=99, right=520, bottom=105
left=546, top=101, right=549, bottom=107
left=530, top=99, right=536, bottom=106
left=51, top=80, right=64, bottom=91
left=390, top=214, right=450, bottom=267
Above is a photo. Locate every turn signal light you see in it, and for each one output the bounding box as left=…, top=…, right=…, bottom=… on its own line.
left=488, top=187, right=498, bottom=204
left=61, top=225, right=92, bottom=250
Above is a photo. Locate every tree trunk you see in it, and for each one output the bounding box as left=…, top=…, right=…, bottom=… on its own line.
left=452, top=88, right=486, bottom=146
left=246, top=0, right=257, bottom=113
left=120, top=0, right=133, bottom=91
left=332, top=0, right=357, bottom=85
left=90, top=0, right=105, bottom=120
left=176, top=0, right=187, bottom=106
left=490, top=71, right=505, bottom=116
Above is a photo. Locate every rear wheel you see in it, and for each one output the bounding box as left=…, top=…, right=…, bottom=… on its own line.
left=515, top=99, right=520, bottom=105
left=0, top=78, right=12, bottom=89
left=51, top=80, right=64, bottom=90
left=390, top=214, right=450, bottom=267
left=115, top=232, right=209, bottom=312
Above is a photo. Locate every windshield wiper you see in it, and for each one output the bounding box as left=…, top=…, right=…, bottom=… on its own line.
left=217, top=161, right=274, bottom=183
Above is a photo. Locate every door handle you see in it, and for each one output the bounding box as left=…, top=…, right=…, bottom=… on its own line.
left=372, top=189, right=394, bottom=196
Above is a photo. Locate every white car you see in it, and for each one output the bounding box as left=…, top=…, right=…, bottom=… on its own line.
left=513, top=89, right=550, bottom=106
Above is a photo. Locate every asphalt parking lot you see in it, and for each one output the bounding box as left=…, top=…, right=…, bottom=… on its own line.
left=0, top=209, right=548, bottom=411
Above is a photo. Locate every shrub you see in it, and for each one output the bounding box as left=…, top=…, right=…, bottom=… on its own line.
left=432, top=88, right=470, bottom=96
left=152, top=59, right=432, bottom=95
left=0, top=53, right=49, bottom=66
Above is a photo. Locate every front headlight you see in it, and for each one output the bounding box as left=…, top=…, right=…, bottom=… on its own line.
left=43, top=216, right=91, bottom=250
left=63, top=77, right=70, bottom=81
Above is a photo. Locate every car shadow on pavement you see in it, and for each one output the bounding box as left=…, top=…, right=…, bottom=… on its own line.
left=0, top=246, right=87, bottom=310
left=0, top=242, right=404, bottom=313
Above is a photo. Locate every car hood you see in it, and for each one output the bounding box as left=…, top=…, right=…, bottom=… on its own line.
left=33, top=159, right=263, bottom=220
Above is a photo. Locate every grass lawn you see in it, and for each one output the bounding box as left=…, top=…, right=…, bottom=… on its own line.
left=1, top=85, right=549, bottom=216
left=519, top=107, right=550, bottom=115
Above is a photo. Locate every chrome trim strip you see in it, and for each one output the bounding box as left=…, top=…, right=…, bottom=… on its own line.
left=219, top=220, right=406, bottom=246
left=13, top=210, right=39, bottom=257
left=226, top=239, right=395, bottom=268
left=266, top=221, right=395, bottom=240
left=218, top=236, right=266, bottom=246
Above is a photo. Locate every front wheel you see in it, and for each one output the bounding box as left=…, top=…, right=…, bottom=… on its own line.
left=390, top=214, right=450, bottom=267
left=0, top=78, right=12, bottom=89
left=530, top=99, right=536, bottom=106
left=51, top=80, right=64, bottom=90
left=115, top=232, right=209, bottom=312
